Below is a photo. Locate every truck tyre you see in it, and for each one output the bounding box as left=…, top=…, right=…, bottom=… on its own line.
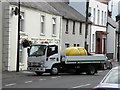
left=51, top=66, right=59, bottom=75
left=86, top=65, right=96, bottom=75
left=35, top=71, right=43, bottom=76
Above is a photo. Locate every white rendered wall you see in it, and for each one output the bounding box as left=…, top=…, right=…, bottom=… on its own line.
left=8, top=5, right=61, bottom=71
left=62, top=19, right=86, bottom=48
left=118, top=1, right=120, bottom=14
left=107, top=25, right=116, bottom=59
left=89, top=0, right=107, bottom=26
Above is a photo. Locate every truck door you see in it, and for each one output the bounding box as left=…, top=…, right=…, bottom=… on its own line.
left=45, top=45, right=59, bottom=69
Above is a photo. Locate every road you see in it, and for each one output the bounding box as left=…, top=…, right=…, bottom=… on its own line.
left=2, top=70, right=109, bottom=89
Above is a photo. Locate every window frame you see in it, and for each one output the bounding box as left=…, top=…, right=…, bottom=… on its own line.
left=40, top=15, right=45, bottom=34
left=52, top=17, right=56, bottom=35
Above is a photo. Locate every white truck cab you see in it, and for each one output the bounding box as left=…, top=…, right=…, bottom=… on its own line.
left=27, top=43, right=62, bottom=75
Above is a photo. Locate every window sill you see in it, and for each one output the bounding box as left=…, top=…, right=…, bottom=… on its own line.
left=72, top=33, right=75, bottom=35
left=52, top=34, right=56, bottom=37
left=20, top=31, right=28, bottom=36
left=65, top=32, right=69, bottom=34
left=40, top=33, right=45, bottom=36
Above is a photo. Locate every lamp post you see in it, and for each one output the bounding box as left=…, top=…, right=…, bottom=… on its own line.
left=16, top=0, right=20, bottom=72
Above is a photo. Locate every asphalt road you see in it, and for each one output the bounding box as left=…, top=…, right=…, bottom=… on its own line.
left=2, top=70, right=109, bottom=89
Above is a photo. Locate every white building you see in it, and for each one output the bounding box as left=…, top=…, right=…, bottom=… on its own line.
left=118, top=1, right=120, bottom=14
left=89, top=0, right=108, bottom=54
left=70, top=0, right=117, bottom=60
left=2, top=1, right=90, bottom=71
left=107, top=16, right=117, bottom=60
left=70, top=0, right=107, bottom=54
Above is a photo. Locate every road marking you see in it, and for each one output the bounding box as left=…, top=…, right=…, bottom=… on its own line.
left=39, top=79, right=46, bottom=81
left=5, top=83, right=16, bottom=87
left=24, top=81, right=32, bottom=83
left=51, top=77, right=58, bottom=79
left=58, top=76, right=61, bottom=78
left=72, top=84, right=91, bottom=88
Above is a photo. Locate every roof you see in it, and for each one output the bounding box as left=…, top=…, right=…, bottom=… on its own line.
left=10, top=1, right=60, bottom=16
left=48, top=2, right=87, bottom=22
left=9, top=1, right=91, bottom=23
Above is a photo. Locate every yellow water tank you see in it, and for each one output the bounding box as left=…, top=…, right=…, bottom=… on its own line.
left=77, top=47, right=88, bottom=56
left=66, top=47, right=88, bottom=56
left=66, top=47, right=80, bottom=56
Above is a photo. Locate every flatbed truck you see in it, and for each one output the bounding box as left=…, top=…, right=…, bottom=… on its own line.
left=27, top=43, right=107, bottom=75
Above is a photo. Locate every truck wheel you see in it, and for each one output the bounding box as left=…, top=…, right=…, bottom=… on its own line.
left=51, top=66, right=59, bottom=75
left=86, top=65, right=96, bottom=75
left=35, top=71, right=43, bottom=76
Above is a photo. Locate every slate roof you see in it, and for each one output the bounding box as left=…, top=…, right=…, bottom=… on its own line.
left=10, top=1, right=60, bottom=15
left=48, top=2, right=87, bottom=22
left=10, top=1, right=91, bottom=23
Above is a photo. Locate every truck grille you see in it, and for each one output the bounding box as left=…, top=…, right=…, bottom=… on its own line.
left=28, top=62, right=41, bottom=67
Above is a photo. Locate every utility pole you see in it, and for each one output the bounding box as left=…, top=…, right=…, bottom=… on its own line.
left=85, top=0, right=89, bottom=51
left=16, top=0, right=20, bottom=72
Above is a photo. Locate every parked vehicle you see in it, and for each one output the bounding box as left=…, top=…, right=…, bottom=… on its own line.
left=93, top=66, right=120, bottom=90
left=104, top=59, right=113, bottom=69
left=27, top=40, right=107, bottom=75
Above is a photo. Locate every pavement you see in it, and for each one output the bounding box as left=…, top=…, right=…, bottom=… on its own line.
left=2, top=70, right=35, bottom=79
left=1, top=61, right=120, bottom=79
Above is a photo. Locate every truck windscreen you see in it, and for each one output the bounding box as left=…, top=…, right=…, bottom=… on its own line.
left=29, top=45, right=46, bottom=57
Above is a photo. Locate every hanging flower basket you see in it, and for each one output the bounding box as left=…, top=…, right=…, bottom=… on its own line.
left=21, top=39, right=32, bottom=48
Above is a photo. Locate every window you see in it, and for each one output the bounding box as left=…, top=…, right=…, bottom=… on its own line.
left=20, top=12, right=24, bottom=32
left=93, top=8, right=96, bottom=23
left=79, top=22, right=82, bottom=35
left=65, top=43, right=69, bottom=48
left=41, top=15, right=45, bottom=34
left=74, top=44, right=76, bottom=47
left=104, top=12, right=107, bottom=25
left=73, top=21, right=75, bottom=34
left=29, top=45, right=46, bottom=56
left=88, top=7, right=91, bottom=20
left=52, top=18, right=56, bottom=35
left=65, top=19, right=69, bottom=34
left=97, top=9, right=100, bottom=25
left=47, top=45, right=58, bottom=57
left=101, top=11, right=103, bottom=25
left=77, top=44, right=79, bottom=47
